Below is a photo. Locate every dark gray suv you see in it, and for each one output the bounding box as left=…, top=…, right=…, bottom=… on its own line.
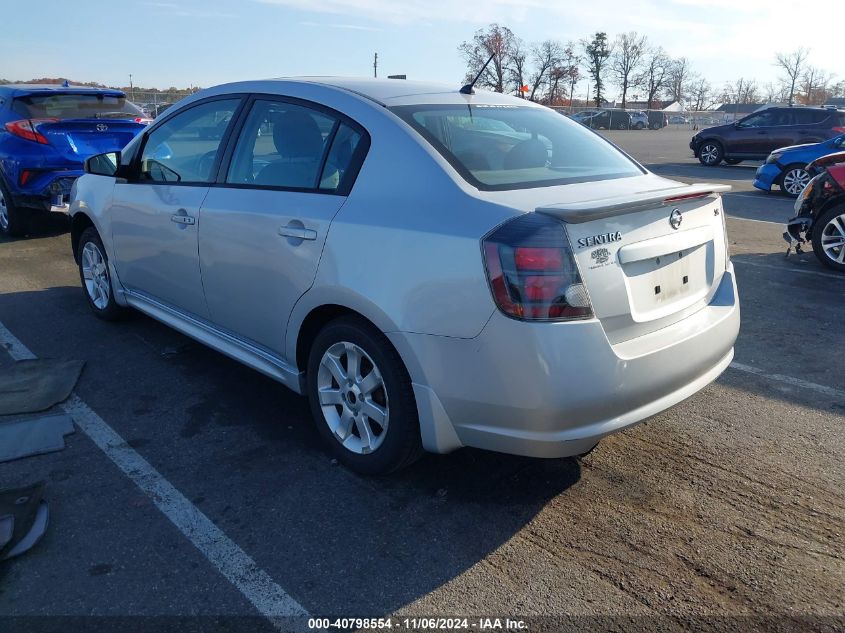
left=690, top=106, right=845, bottom=166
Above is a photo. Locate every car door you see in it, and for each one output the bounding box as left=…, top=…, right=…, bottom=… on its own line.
left=730, top=110, right=778, bottom=155
left=198, top=97, right=368, bottom=354
left=109, top=97, right=243, bottom=318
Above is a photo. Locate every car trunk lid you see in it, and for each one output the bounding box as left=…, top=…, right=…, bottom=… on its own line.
left=37, top=119, right=144, bottom=162
left=536, top=182, right=731, bottom=344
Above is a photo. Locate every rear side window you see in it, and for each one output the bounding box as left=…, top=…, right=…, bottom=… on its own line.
left=227, top=99, right=365, bottom=193
left=12, top=93, right=142, bottom=119
left=390, top=104, right=642, bottom=191
left=139, top=99, right=241, bottom=184
left=793, top=110, right=830, bottom=125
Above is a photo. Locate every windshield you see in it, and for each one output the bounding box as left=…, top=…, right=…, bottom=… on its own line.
left=12, top=93, right=142, bottom=120
left=390, top=104, right=642, bottom=190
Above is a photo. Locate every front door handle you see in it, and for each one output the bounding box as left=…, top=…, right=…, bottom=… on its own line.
left=171, top=212, right=195, bottom=225
left=278, top=226, right=317, bottom=240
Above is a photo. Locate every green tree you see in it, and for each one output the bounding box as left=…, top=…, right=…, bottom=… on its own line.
left=582, top=32, right=611, bottom=107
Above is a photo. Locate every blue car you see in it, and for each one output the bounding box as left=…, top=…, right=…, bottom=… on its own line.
left=753, top=133, right=845, bottom=198
left=0, top=84, right=148, bottom=236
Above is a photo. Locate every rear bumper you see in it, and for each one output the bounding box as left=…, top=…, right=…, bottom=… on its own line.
left=391, top=266, right=740, bottom=458
left=753, top=163, right=781, bottom=192
left=11, top=170, right=81, bottom=212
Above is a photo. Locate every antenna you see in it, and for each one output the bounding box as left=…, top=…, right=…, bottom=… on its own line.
left=373, top=52, right=378, bottom=78
left=460, top=51, right=496, bottom=95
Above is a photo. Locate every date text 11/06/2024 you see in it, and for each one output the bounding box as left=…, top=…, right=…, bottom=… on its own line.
left=307, top=617, right=529, bottom=630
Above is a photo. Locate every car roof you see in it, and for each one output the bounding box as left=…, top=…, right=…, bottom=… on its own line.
left=202, top=77, right=540, bottom=108
left=0, top=83, right=126, bottom=98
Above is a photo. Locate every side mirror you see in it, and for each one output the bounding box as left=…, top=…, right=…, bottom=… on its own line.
left=84, top=151, right=121, bottom=177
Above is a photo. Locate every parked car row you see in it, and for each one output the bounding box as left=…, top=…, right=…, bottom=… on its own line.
left=569, top=108, right=668, bottom=130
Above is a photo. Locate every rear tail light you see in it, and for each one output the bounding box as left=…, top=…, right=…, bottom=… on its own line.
left=134, top=117, right=153, bottom=125
left=19, top=169, right=35, bottom=186
left=482, top=213, right=593, bottom=321
left=4, top=118, right=57, bottom=144
left=832, top=127, right=845, bottom=134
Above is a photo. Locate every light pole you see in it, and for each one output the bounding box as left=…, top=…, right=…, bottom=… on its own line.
left=129, top=74, right=135, bottom=101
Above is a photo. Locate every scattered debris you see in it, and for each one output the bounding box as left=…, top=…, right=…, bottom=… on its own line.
left=0, top=482, right=49, bottom=561
left=0, top=359, right=84, bottom=415
left=0, top=413, right=75, bottom=463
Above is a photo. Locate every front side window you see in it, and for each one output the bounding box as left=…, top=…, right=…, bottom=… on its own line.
left=227, top=100, right=342, bottom=190
left=390, top=104, right=642, bottom=190
left=738, top=111, right=775, bottom=128
left=139, top=99, right=241, bottom=184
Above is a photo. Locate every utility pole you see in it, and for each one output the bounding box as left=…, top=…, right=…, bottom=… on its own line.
left=129, top=74, right=135, bottom=101
left=373, top=53, right=378, bottom=78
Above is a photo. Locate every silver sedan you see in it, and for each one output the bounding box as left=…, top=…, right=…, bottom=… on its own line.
left=69, top=78, right=740, bottom=474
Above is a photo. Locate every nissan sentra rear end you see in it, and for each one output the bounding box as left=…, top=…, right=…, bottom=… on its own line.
left=388, top=99, right=740, bottom=457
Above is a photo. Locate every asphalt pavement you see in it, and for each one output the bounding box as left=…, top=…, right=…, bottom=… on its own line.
left=1, top=127, right=843, bottom=632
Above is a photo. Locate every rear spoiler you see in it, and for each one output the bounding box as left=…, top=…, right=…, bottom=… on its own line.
left=536, top=183, right=731, bottom=223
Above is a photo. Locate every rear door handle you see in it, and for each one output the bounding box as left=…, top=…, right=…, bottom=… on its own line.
left=278, top=226, right=317, bottom=240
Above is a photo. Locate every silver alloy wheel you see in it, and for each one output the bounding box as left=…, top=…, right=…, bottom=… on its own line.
left=782, top=168, right=811, bottom=196
left=81, top=242, right=111, bottom=309
left=317, top=341, right=389, bottom=455
left=700, top=144, right=720, bottom=165
left=820, top=212, right=845, bottom=264
left=0, top=187, right=8, bottom=232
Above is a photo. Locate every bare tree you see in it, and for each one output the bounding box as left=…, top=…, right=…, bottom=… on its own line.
left=774, top=47, right=810, bottom=105
left=638, top=46, right=671, bottom=109
left=723, top=78, right=760, bottom=105
left=667, top=57, right=690, bottom=104
left=637, top=46, right=672, bottom=108
left=688, top=75, right=712, bottom=111
left=508, top=37, right=528, bottom=98
left=458, top=24, right=517, bottom=93
left=562, top=43, right=582, bottom=109
left=830, top=79, right=845, bottom=99
left=762, top=81, right=788, bottom=104
left=528, top=40, right=563, bottom=102
left=800, top=66, right=835, bottom=105
left=610, top=32, right=647, bottom=109
left=581, top=32, right=611, bottom=107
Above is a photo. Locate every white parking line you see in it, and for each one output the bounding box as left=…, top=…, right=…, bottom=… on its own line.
left=0, top=321, right=308, bottom=625
left=726, top=215, right=782, bottom=226
left=732, top=258, right=845, bottom=280
left=729, top=362, right=845, bottom=400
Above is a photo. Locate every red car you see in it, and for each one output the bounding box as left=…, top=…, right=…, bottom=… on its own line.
left=784, top=150, right=845, bottom=272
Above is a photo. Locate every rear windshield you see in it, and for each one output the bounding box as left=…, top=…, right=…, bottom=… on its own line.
left=390, top=103, right=642, bottom=190
left=12, top=93, right=142, bottom=120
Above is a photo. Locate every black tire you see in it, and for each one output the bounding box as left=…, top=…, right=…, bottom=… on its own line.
left=77, top=227, right=125, bottom=320
left=306, top=315, right=422, bottom=475
left=697, top=140, right=724, bottom=166
left=634, top=122, right=645, bottom=130
left=811, top=207, right=845, bottom=273
left=724, top=158, right=743, bottom=165
left=779, top=164, right=812, bottom=198
left=0, top=178, right=29, bottom=237
left=615, top=121, right=628, bottom=130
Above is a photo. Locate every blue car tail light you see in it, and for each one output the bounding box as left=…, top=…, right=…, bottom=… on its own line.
left=4, top=118, right=57, bottom=145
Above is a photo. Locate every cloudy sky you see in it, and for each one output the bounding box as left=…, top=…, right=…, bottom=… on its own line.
left=2, top=0, right=841, bottom=97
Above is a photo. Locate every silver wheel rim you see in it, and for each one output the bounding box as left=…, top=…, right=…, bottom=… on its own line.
left=701, top=144, right=719, bottom=164
left=821, top=213, right=845, bottom=264
left=81, top=242, right=110, bottom=309
left=783, top=168, right=810, bottom=195
left=0, top=187, right=8, bottom=232
left=317, top=341, right=389, bottom=455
